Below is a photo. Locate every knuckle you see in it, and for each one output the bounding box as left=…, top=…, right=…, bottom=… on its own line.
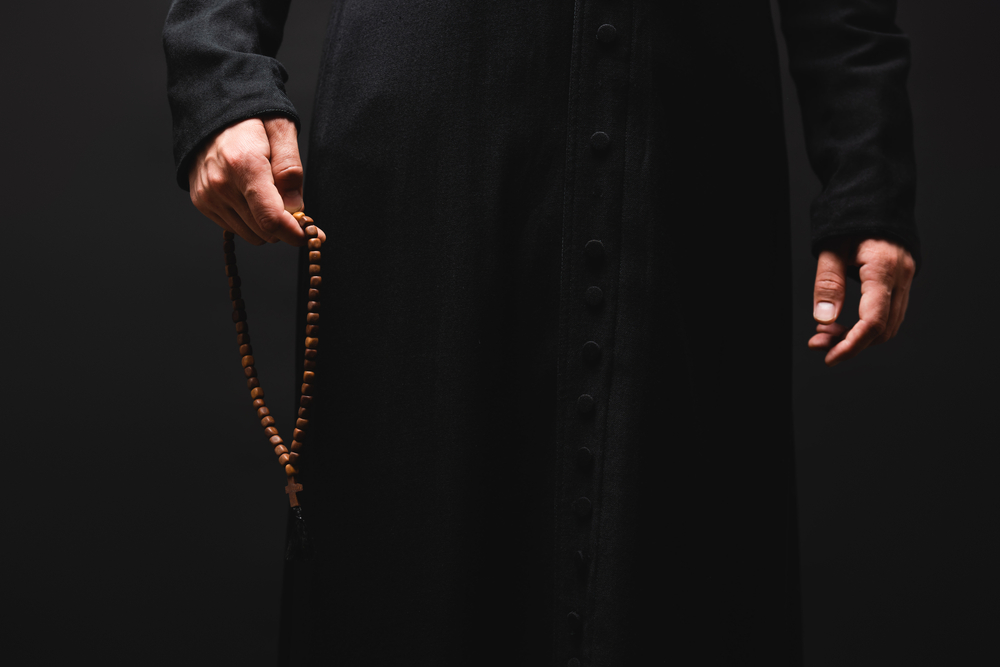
left=814, top=273, right=845, bottom=297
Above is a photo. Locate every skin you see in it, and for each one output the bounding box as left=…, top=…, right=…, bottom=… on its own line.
left=190, top=116, right=915, bottom=367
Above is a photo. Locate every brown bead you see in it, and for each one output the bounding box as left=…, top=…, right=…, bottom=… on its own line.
left=309, top=276, right=322, bottom=288
left=300, top=384, right=312, bottom=396
left=223, top=230, right=235, bottom=241
left=285, top=464, right=298, bottom=475
left=290, top=440, right=303, bottom=452
left=252, top=398, right=266, bottom=409
left=235, top=321, right=248, bottom=334
left=303, top=359, right=317, bottom=370
left=224, top=252, right=237, bottom=266
left=257, top=406, right=270, bottom=419
left=228, top=275, right=241, bottom=288
left=302, top=371, right=316, bottom=384
left=269, top=435, right=284, bottom=447
left=247, top=377, right=260, bottom=389
left=308, top=238, right=322, bottom=250
left=308, top=251, right=321, bottom=263
left=308, top=264, right=321, bottom=275
left=305, top=338, right=319, bottom=349
left=261, top=415, right=275, bottom=428
left=297, top=406, right=309, bottom=418
left=232, top=310, right=246, bottom=323
left=241, top=355, right=255, bottom=368
left=232, top=298, right=245, bottom=311
left=251, top=387, right=265, bottom=400
left=305, top=325, right=320, bottom=336
left=306, top=313, right=320, bottom=324
left=225, top=264, right=238, bottom=277
left=222, top=240, right=235, bottom=253
left=274, top=444, right=288, bottom=456
left=292, top=428, right=306, bottom=441
left=308, top=288, right=320, bottom=300
left=287, top=452, right=300, bottom=464
left=279, top=453, right=290, bottom=465
left=299, top=395, right=313, bottom=408
left=264, top=426, right=279, bottom=437
left=237, top=333, right=251, bottom=346
left=296, top=418, right=309, bottom=430
left=304, top=349, right=318, bottom=360
left=303, top=216, right=314, bottom=224
left=229, top=287, right=242, bottom=301
left=307, top=301, right=320, bottom=313
left=292, top=211, right=306, bottom=222
left=244, top=366, right=257, bottom=379
left=240, top=344, right=253, bottom=357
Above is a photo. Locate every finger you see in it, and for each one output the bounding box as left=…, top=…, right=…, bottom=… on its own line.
left=232, top=155, right=307, bottom=247
left=262, top=117, right=305, bottom=214
left=808, top=322, right=848, bottom=350
left=219, top=206, right=268, bottom=246
left=877, top=284, right=907, bottom=344
left=823, top=273, right=893, bottom=366
left=224, top=188, right=280, bottom=244
left=889, top=288, right=910, bottom=339
left=813, top=249, right=848, bottom=324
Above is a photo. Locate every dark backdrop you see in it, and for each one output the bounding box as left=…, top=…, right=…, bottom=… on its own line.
left=4, top=1, right=996, bottom=664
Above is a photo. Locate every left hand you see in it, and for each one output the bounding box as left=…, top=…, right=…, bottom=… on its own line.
left=809, top=236, right=916, bottom=367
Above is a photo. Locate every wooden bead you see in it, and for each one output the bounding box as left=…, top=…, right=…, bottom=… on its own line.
left=228, top=276, right=241, bottom=288
left=232, top=298, right=245, bottom=311
left=308, top=251, right=321, bottom=263
left=240, top=344, right=253, bottom=357
left=261, top=416, right=276, bottom=428
left=223, top=240, right=235, bottom=253
left=299, top=395, right=313, bottom=407
left=224, top=253, right=237, bottom=266
left=269, top=435, right=284, bottom=447
left=308, top=238, right=322, bottom=250
left=304, top=349, right=318, bottom=360
left=247, top=377, right=260, bottom=389
left=308, top=264, right=321, bottom=275
left=307, top=301, right=320, bottom=313
left=305, top=338, right=319, bottom=349
left=307, top=288, right=320, bottom=300
left=223, top=230, right=235, bottom=241
left=297, top=406, right=309, bottom=418
left=241, top=355, right=255, bottom=368
left=303, top=371, right=316, bottom=384
left=252, top=398, right=266, bottom=409
left=251, top=387, right=265, bottom=399
left=274, top=444, right=288, bottom=456
left=290, top=440, right=303, bottom=452
left=225, top=264, right=238, bottom=277
left=237, top=333, right=251, bottom=346
left=292, top=428, right=306, bottom=441
left=285, top=464, right=298, bottom=475
left=229, top=287, right=242, bottom=301
left=235, top=321, right=248, bottom=334
left=257, top=406, right=270, bottom=419
left=303, top=359, right=317, bottom=370
left=296, top=418, right=309, bottom=430
left=309, top=276, right=322, bottom=288
left=303, top=216, right=314, bottom=224
left=306, top=313, right=320, bottom=324
left=232, top=310, right=247, bottom=323
left=292, top=211, right=306, bottom=222
left=301, top=383, right=313, bottom=395
left=264, top=426, right=279, bottom=437
left=305, top=325, right=320, bottom=336
left=244, top=366, right=257, bottom=378
left=287, top=452, right=300, bottom=464
left=279, top=453, right=291, bottom=465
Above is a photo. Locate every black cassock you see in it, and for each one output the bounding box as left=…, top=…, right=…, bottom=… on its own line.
left=164, top=1, right=919, bottom=664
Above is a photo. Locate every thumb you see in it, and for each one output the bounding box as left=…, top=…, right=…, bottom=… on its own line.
left=813, top=248, right=848, bottom=324
left=262, top=116, right=304, bottom=213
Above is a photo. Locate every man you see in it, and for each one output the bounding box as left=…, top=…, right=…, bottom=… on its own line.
left=164, top=1, right=917, bottom=664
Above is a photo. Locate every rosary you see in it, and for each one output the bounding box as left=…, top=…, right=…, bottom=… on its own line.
left=222, top=211, right=320, bottom=559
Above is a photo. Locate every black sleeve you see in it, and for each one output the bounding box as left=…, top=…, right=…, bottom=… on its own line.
left=163, top=0, right=300, bottom=191
left=777, top=0, right=921, bottom=272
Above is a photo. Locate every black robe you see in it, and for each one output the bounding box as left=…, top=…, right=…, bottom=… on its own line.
left=164, top=1, right=919, bottom=664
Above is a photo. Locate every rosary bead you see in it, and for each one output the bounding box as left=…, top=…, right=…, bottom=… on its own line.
left=303, top=216, right=314, bottom=223
left=292, top=211, right=306, bottom=222
left=299, top=395, right=313, bottom=408
left=223, top=230, right=235, bottom=241
left=307, top=301, right=320, bottom=313
left=261, top=416, right=276, bottom=428
left=308, top=264, right=321, bottom=275
left=285, top=464, right=299, bottom=475
left=251, top=387, right=265, bottom=400
left=228, top=275, right=241, bottom=288
left=241, top=355, right=255, bottom=368
left=224, top=253, right=237, bottom=266
left=306, top=313, right=320, bottom=324
left=308, top=288, right=320, bottom=300
left=292, top=428, right=306, bottom=441
left=279, top=453, right=291, bottom=465
left=232, top=298, right=245, bottom=311
left=274, top=444, right=288, bottom=456
left=235, top=321, right=249, bottom=334
left=305, top=325, right=320, bottom=336
left=304, top=225, right=319, bottom=238
left=303, top=359, right=317, bottom=370
left=301, top=383, right=313, bottom=395
left=296, top=418, right=309, bottom=430
left=225, top=264, right=239, bottom=277
left=257, top=406, right=270, bottom=419
left=247, top=377, right=260, bottom=389
left=308, top=238, right=322, bottom=250
left=223, top=240, right=235, bottom=253
left=237, top=333, right=251, bottom=346
left=303, top=371, right=316, bottom=384
left=244, top=366, right=257, bottom=379
left=304, top=349, right=318, bottom=360
left=297, top=406, right=309, bottom=418
left=290, top=440, right=303, bottom=452
left=305, top=338, right=319, bottom=349
left=229, top=287, right=242, bottom=301
left=269, top=435, right=284, bottom=447
left=253, top=398, right=266, bottom=409
left=308, top=251, right=321, bottom=263
left=309, top=276, right=322, bottom=288
left=287, top=452, right=300, bottom=464
left=232, top=310, right=247, bottom=323
left=264, top=426, right=279, bottom=437
left=239, top=344, right=253, bottom=357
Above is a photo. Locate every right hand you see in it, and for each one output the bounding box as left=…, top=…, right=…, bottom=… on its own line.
left=188, top=115, right=309, bottom=246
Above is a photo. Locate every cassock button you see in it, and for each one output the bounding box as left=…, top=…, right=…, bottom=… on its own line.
left=582, top=341, right=602, bottom=363
left=576, top=447, right=593, bottom=468
left=586, top=286, right=604, bottom=308
left=597, top=23, right=617, bottom=43
left=584, top=239, right=605, bottom=263
left=590, top=131, right=610, bottom=152
left=568, top=659, right=582, bottom=667
left=574, top=497, right=593, bottom=518
left=574, top=550, right=589, bottom=569
left=567, top=611, right=582, bottom=630
left=577, top=394, right=595, bottom=415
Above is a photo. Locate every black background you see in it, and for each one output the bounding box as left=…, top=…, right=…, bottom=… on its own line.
left=4, top=1, right=997, bottom=664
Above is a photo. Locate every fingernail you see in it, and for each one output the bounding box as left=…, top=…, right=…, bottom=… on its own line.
left=814, top=301, right=835, bottom=322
